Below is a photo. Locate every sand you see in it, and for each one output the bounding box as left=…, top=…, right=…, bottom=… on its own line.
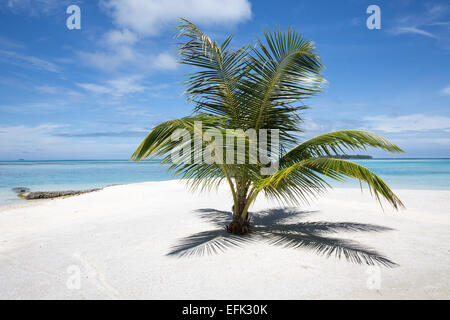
left=0, top=180, right=449, bottom=299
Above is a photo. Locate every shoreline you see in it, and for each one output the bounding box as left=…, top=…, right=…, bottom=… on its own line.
left=0, top=184, right=124, bottom=210
left=0, top=180, right=449, bottom=299
left=1, top=180, right=449, bottom=211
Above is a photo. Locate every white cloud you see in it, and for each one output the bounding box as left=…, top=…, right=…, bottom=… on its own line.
left=441, top=85, right=450, bottom=95
left=80, top=1, right=219, bottom=73
left=78, top=46, right=136, bottom=71
left=103, top=29, right=138, bottom=46
left=107, top=77, right=146, bottom=94
left=151, top=53, right=178, bottom=70
left=102, top=0, right=252, bottom=36
left=76, top=76, right=146, bottom=97
left=80, top=0, right=247, bottom=73
left=364, top=114, right=450, bottom=133
left=79, top=47, right=178, bottom=72
left=76, top=83, right=112, bottom=95
left=302, top=118, right=320, bottom=132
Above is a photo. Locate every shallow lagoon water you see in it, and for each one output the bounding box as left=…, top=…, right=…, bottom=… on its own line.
left=1, top=159, right=449, bottom=205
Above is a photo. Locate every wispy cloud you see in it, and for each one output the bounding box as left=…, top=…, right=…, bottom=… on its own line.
left=391, top=26, right=437, bottom=39
left=0, top=49, right=60, bottom=72
left=364, top=114, right=450, bottom=133
left=55, top=130, right=148, bottom=138
left=76, top=76, right=147, bottom=97
left=301, top=118, right=321, bottom=132
left=78, top=46, right=135, bottom=72
left=78, top=46, right=179, bottom=72
left=34, top=85, right=83, bottom=98
left=0, top=36, right=25, bottom=49
left=34, top=85, right=60, bottom=94
left=0, top=123, right=66, bottom=154
left=390, top=4, right=450, bottom=44
left=389, top=137, right=450, bottom=147
left=440, top=85, right=450, bottom=95
left=76, top=76, right=174, bottom=100
left=0, top=123, right=138, bottom=159
left=0, top=101, right=71, bottom=114
left=3, top=0, right=72, bottom=16
left=113, top=105, right=154, bottom=118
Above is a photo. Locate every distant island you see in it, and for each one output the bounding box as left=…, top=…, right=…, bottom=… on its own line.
left=332, top=155, right=373, bottom=159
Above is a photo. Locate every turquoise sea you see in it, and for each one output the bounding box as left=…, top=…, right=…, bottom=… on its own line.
left=0, top=159, right=449, bottom=205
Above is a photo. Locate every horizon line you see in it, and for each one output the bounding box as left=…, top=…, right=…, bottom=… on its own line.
left=1, top=158, right=450, bottom=161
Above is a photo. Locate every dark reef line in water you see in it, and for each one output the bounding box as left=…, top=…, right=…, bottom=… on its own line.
left=13, top=187, right=102, bottom=200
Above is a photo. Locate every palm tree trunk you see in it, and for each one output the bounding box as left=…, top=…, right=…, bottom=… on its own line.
left=226, top=194, right=250, bottom=235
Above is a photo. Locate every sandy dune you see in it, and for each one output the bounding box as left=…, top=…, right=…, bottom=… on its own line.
left=0, top=180, right=449, bottom=299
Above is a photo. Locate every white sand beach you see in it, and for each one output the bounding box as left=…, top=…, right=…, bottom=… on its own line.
left=0, top=180, right=449, bottom=299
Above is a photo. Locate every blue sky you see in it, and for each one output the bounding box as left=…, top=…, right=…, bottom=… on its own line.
left=0, top=0, right=449, bottom=160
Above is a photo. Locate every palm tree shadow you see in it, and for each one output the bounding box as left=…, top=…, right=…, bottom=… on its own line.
left=167, top=208, right=398, bottom=267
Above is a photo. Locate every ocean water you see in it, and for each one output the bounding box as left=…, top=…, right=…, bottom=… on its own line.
left=0, top=159, right=449, bottom=206
left=0, top=160, right=174, bottom=206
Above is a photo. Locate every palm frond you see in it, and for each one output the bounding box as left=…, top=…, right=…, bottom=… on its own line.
left=243, top=27, right=325, bottom=132
left=281, top=130, right=404, bottom=167
left=254, top=162, right=331, bottom=206
left=303, top=158, right=405, bottom=209
left=131, top=114, right=226, bottom=161
left=253, top=157, right=404, bottom=209
left=177, top=19, right=249, bottom=126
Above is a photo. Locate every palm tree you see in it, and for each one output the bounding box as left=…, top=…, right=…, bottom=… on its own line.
left=132, top=19, right=404, bottom=235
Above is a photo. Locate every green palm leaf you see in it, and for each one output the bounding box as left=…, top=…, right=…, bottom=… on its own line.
left=281, top=130, right=404, bottom=167
left=255, top=157, right=404, bottom=209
